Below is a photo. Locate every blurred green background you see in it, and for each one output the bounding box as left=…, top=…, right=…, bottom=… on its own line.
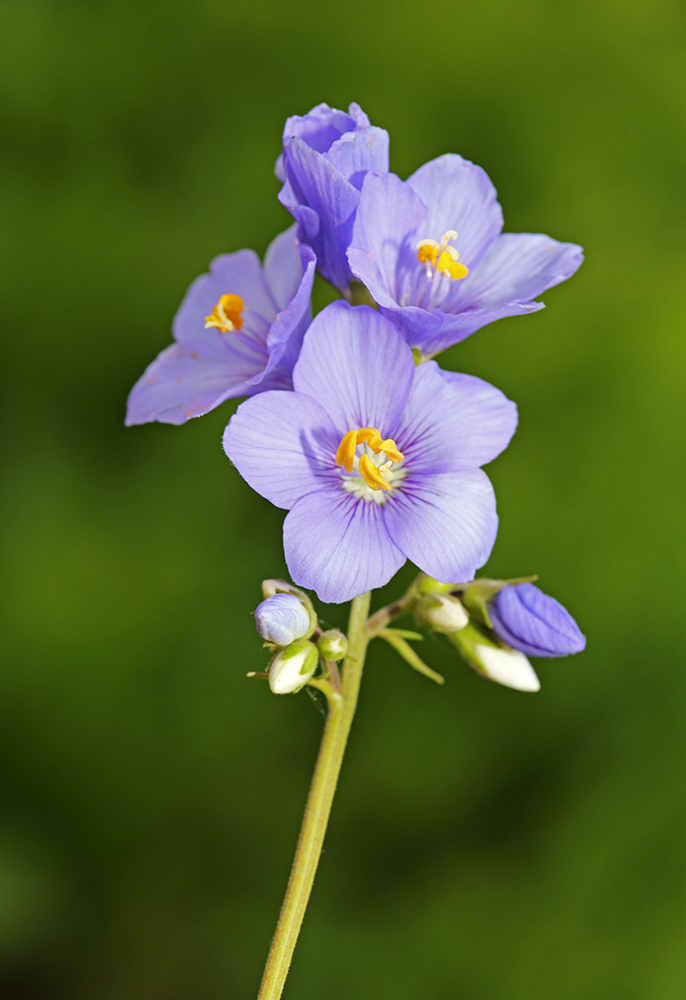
left=1, top=0, right=685, bottom=997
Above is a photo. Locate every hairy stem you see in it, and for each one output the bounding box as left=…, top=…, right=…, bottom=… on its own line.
left=365, top=592, right=414, bottom=635
left=256, top=591, right=372, bottom=1000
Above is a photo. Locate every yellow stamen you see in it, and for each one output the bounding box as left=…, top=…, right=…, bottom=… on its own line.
left=437, top=251, right=469, bottom=280
left=204, top=293, right=244, bottom=333
left=416, top=231, right=469, bottom=282
left=356, top=427, right=383, bottom=450
left=416, top=241, right=439, bottom=266
left=359, top=454, right=391, bottom=491
left=353, top=428, right=404, bottom=462
left=377, top=438, right=403, bottom=463
left=335, top=427, right=405, bottom=490
left=335, top=429, right=359, bottom=473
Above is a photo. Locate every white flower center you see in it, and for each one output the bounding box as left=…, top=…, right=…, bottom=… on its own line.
left=340, top=442, right=407, bottom=505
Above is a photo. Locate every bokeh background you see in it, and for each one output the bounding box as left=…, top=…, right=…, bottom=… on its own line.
left=2, top=0, right=685, bottom=997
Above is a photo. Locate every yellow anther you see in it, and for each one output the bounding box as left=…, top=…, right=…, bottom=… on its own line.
left=359, top=454, right=391, bottom=491
left=355, top=428, right=404, bottom=462
left=205, top=293, right=244, bottom=333
left=416, top=231, right=468, bottom=281
left=356, top=427, right=383, bottom=451
left=335, top=426, right=404, bottom=490
left=335, top=429, right=359, bottom=473
left=416, top=240, right=439, bottom=266
left=377, top=439, right=404, bottom=463
left=437, top=251, right=469, bottom=281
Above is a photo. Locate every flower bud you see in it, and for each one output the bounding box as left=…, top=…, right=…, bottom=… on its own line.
left=489, top=583, right=585, bottom=658
left=268, top=640, right=319, bottom=694
left=418, top=593, right=469, bottom=633
left=317, top=629, right=348, bottom=661
left=472, top=643, right=540, bottom=692
left=254, top=594, right=312, bottom=647
left=449, top=624, right=540, bottom=692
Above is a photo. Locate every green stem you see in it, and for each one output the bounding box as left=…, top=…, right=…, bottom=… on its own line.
left=256, top=591, right=372, bottom=1000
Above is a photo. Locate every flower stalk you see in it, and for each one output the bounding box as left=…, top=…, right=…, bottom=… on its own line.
left=256, top=591, right=371, bottom=1000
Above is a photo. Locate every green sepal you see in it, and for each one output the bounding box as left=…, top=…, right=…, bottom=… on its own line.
left=417, top=574, right=456, bottom=595
left=277, top=639, right=320, bottom=676
left=378, top=629, right=444, bottom=685
left=384, top=628, right=424, bottom=641
left=460, top=581, right=500, bottom=627
left=458, top=576, right=538, bottom=628
left=446, top=621, right=504, bottom=676
left=317, top=629, right=348, bottom=662
left=449, top=620, right=500, bottom=651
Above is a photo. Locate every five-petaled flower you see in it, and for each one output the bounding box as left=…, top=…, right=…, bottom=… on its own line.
left=277, top=102, right=389, bottom=293
left=347, top=155, right=583, bottom=359
left=223, top=302, right=518, bottom=604
left=126, top=227, right=315, bottom=426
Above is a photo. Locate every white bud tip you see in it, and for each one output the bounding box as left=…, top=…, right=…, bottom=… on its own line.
left=268, top=643, right=317, bottom=694
left=425, top=594, right=469, bottom=632
left=475, top=645, right=540, bottom=692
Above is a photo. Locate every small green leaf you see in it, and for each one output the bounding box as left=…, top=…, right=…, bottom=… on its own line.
left=383, top=628, right=424, bottom=641
left=378, top=630, right=444, bottom=685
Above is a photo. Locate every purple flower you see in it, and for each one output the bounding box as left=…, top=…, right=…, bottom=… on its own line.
left=347, top=155, right=583, bottom=358
left=126, top=227, right=316, bottom=426
left=490, top=582, right=586, bottom=658
left=254, top=593, right=312, bottom=646
left=277, top=103, right=389, bottom=293
left=223, top=302, right=517, bottom=604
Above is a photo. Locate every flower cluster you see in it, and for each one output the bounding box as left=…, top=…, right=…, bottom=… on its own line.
left=411, top=575, right=586, bottom=692
left=127, top=101, right=586, bottom=689
left=251, top=581, right=348, bottom=694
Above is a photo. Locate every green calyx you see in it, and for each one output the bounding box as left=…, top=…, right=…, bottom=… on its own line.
left=317, top=629, right=348, bottom=662
left=446, top=620, right=502, bottom=676
left=455, top=575, right=538, bottom=628
left=416, top=574, right=456, bottom=595
left=460, top=581, right=501, bottom=628
left=279, top=640, right=320, bottom=676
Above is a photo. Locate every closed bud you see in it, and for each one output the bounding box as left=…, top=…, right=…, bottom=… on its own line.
left=418, top=593, right=469, bottom=633
left=317, top=629, right=348, bottom=661
left=489, top=582, right=586, bottom=658
left=255, top=593, right=312, bottom=646
left=449, top=623, right=540, bottom=693
left=269, top=640, right=319, bottom=695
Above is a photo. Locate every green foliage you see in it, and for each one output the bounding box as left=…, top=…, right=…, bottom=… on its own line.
left=1, top=0, right=685, bottom=996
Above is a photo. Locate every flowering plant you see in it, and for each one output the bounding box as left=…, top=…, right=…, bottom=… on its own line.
left=127, top=102, right=585, bottom=1000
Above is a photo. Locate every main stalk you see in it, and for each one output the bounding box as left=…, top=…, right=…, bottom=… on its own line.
left=256, top=591, right=372, bottom=1000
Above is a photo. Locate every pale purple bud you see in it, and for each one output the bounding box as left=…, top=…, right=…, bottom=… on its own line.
left=254, top=594, right=311, bottom=647
left=490, top=583, right=586, bottom=658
